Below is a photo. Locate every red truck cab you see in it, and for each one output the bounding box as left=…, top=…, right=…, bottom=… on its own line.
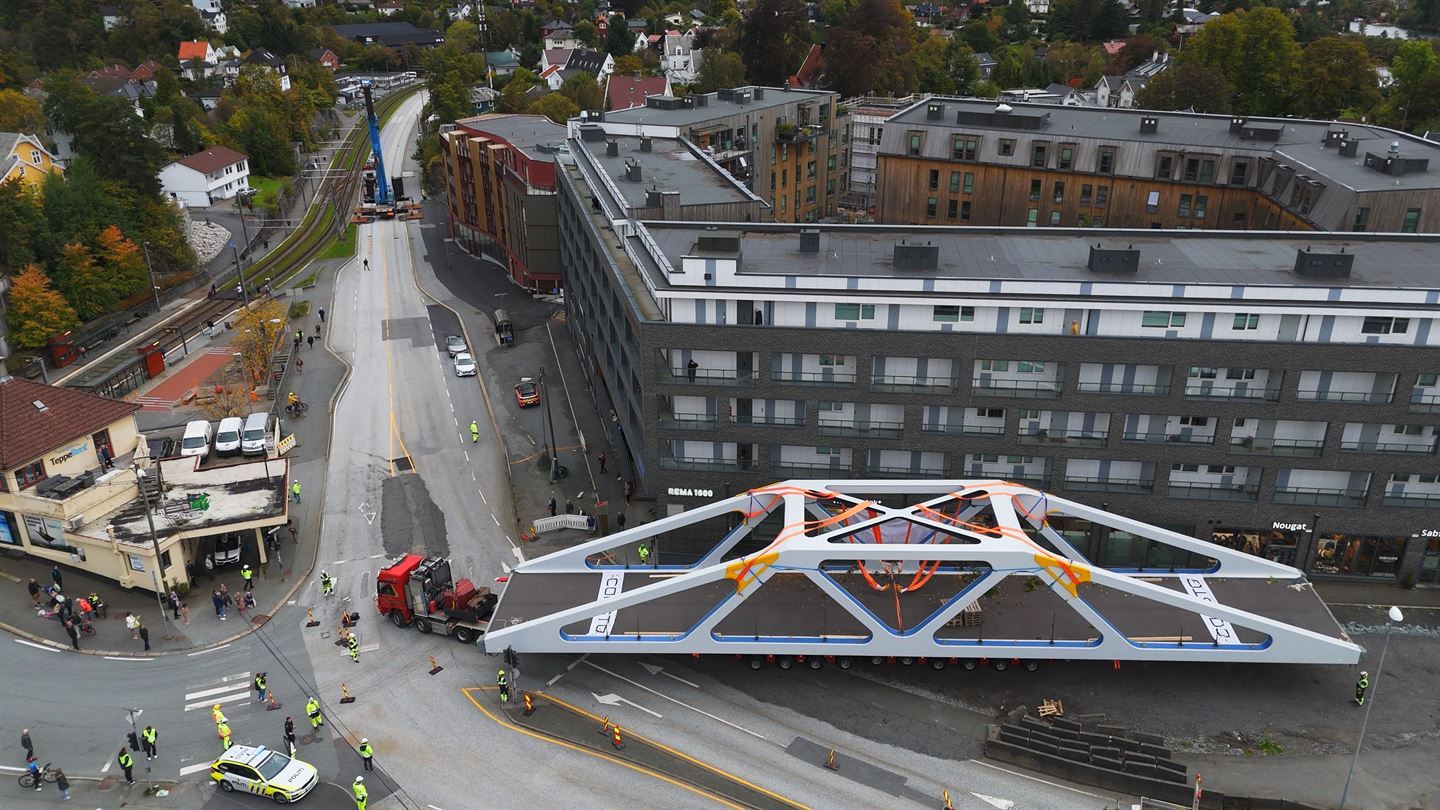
left=376, top=554, right=496, bottom=645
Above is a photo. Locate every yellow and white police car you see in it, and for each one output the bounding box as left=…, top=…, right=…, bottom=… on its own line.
left=210, top=744, right=318, bottom=803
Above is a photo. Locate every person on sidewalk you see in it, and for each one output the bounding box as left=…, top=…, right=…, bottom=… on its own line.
left=168, top=590, right=181, bottom=619
left=27, top=754, right=42, bottom=791
left=141, top=725, right=157, bottom=760
left=357, top=738, right=374, bottom=771
left=284, top=717, right=296, bottom=755
left=22, top=728, right=34, bottom=759
left=616, top=512, right=627, bottom=531
left=306, top=336, right=314, bottom=349
left=212, top=588, right=227, bottom=620
left=28, top=577, right=42, bottom=606
left=318, top=308, right=326, bottom=323
left=353, top=776, right=368, bottom=810
left=469, top=421, right=479, bottom=443
left=291, top=481, right=302, bottom=503
left=547, top=496, right=556, bottom=517
left=565, top=500, right=574, bottom=515
left=306, top=697, right=325, bottom=729
left=598, top=452, right=607, bottom=473
left=496, top=669, right=509, bottom=703
left=51, top=565, right=63, bottom=591
left=117, top=747, right=135, bottom=784
left=255, top=672, right=268, bottom=702
left=138, top=624, right=150, bottom=652
left=241, top=565, right=254, bottom=591
left=1355, top=671, right=1370, bottom=705
left=54, top=767, right=70, bottom=800
left=125, top=612, right=140, bottom=640
left=65, top=618, right=80, bottom=650
left=181, top=602, right=190, bottom=625
left=624, top=481, right=633, bottom=505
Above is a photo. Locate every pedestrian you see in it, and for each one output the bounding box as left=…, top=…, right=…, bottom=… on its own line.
left=141, top=725, right=157, bottom=760
left=65, top=618, right=79, bottom=649
left=321, top=570, right=334, bottom=596
left=212, top=588, right=227, bottom=620
left=26, top=754, right=41, bottom=791
left=236, top=593, right=249, bottom=621
left=241, top=564, right=254, bottom=591
left=212, top=704, right=227, bottom=726
left=307, top=335, right=314, bottom=349
left=51, top=565, right=62, bottom=590
left=565, top=500, right=575, bottom=515
left=637, top=543, right=649, bottom=565
left=284, top=717, right=296, bottom=755
left=255, top=672, right=268, bottom=702
left=117, top=747, right=135, bottom=784
left=217, top=721, right=232, bottom=749
left=55, top=767, right=70, bottom=800
left=616, top=512, right=627, bottom=531
left=306, top=696, right=325, bottom=729
left=168, top=589, right=180, bottom=619
left=469, top=421, right=479, bottom=443
left=22, top=728, right=34, bottom=759
left=686, top=358, right=698, bottom=382
left=1355, top=670, right=1370, bottom=706
left=296, top=328, right=304, bottom=342
left=623, top=480, right=633, bottom=505
left=100, top=445, right=114, bottom=470
left=295, top=356, right=303, bottom=373
left=357, top=738, right=374, bottom=771
left=315, top=324, right=322, bottom=339
left=126, top=611, right=140, bottom=640
left=318, top=308, right=326, bottom=323
left=138, top=624, right=150, bottom=652
left=363, top=258, right=370, bottom=271
left=28, top=576, right=42, bottom=606
left=293, top=336, right=301, bottom=350
left=353, top=775, right=368, bottom=809
left=598, top=452, right=607, bottom=473
left=291, top=480, right=302, bottom=502
left=547, top=496, right=556, bottom=517
left=348, top=632, right=360, bottom=663
left=496, top=669, right=510, bottom=703
left=181, top=602, right=190, bottom=625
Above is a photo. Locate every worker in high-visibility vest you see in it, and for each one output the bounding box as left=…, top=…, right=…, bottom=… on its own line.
left=241, top=565, right=254, bottom=590
left=217, top=721, right=232, bottom=750
left=348, top=633, right=360, bottom=663
left=141, top=725, right=158, bottom=760
left=117, top=748, right=135, bottom=785
left=357, top=738, right=374, bottom=771
left=469, top=421, right=479, bottom=443
left=352, top=776, right=368, bottom=809
left=211, top=704, right=227, bottom=725
left=1355, top=671, right=1370, bottom=705
left=320, top=571, right=334, bottom=597
left=496, top=669, right=510, bottom=703
left=306, top=697, right=325, bottom=729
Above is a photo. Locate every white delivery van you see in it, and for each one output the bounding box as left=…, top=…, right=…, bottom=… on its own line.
left=215, top=416, right=244, bottom=456
left=180, top=420, right=212, bottom=459
left=241, top=412, right=271, bottom=456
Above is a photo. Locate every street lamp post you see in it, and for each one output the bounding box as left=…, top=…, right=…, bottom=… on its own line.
left=141, top=241, right=162, bottom=314
left=1338, top=604, right=1405, bottom=809
left=131, top=466, right=174, bottom=639
left=538, top=366, right=560, bottom=483
left=230, top=242, right=250, bottom=305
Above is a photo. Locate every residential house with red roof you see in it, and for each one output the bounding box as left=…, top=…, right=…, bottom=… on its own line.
left=604, top=74, right=671, bottom=111
left=158, top=145, right=250, bottom=207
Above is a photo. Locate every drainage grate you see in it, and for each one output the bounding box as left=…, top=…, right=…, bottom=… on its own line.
left=393, top=456, right=414, bottom=472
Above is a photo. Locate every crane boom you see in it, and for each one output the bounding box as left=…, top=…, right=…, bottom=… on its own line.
left=362, top=81, right=391, bottom=206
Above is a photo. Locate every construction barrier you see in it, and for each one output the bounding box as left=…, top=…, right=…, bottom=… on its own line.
left=428, top=655, right=443, bottom=675
left=340, top=683, right=356, bottom=704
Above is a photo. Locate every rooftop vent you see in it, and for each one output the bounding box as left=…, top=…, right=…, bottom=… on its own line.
left=696, top=92, right=713, bottom=107
left=606, top=139, right=619, bottom=157
left=1237, top=123, right=1283, bottom=142
left=926, top=102, right=945, bottom=120
left=1338, top=138, right=1359, bottom=158
left=736, top=89, right=752, bottom=105
left=956, top=106, right=1048, bottom=130
left=1140, top=115, right=1158, bottom=134
left=1087, top=243, right=1140, bottom=275
left=640, top=136, right=653, bottom=152
left=1323, top=128, right=1349, bottom=148
left=893, top=241, right=939, bottom=271
left=996, top=103, right=1013, bottom=113
left=717, top=88, right=734, bottom=101
left=578, top=123, right=607, bottom=142
left=1229, top=116, right=1245, bottom=133
left=1293, top=246, right=1353, bottom=279
left=799, top=228, right=821, bottom=253
left=624, top=158, right=641, bottom=182
left=697, top=234, right=742, bottom=253
left=753, top=87, right=765, bottom=100
left=1362, top=149, right=1429, bottom=177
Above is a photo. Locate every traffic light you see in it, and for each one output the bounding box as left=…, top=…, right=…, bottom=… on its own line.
left=127, top=732, right=139, bottom=751
left=504, top=646, right=518, bottom=669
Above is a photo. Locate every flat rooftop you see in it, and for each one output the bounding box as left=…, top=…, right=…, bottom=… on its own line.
left=454, top=113, right=567, bottom=161
left=641, top=223, right=1440, bottom=290
left=887, top=98, right=1440, bottom=193
left=87, top=456, right=287, bottom=544
left=604, top=85, right=834, bottom=128
left=577, top=134, right=758, bottom=208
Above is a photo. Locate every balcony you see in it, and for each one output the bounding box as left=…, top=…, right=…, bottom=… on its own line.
left=971, top=379, right=1063, bottom=399
left=775, top=123, right=824, bottom=144
left=817, top=420, right=905, bottom=438
left=659, top=368, right=757, bottom=386
left=734, top=414, right=804, bottom=428
left=1018, top=428, right=1108, bottom=448
left=1229, top=437, right=1325, bottom=457
left=1295, top=389, right=1393, bottom=404
left=772, top=370, right=856, bottom=386
left=1063, top=476, right=1155, bottom=494
left=1273, top=487, right=1367, bottom=508
left=1121, top=431, right=1213, bottom=445
left=660, top=456, right=740, bottom=472
left=772, top=460, right=849, bottom=477
left=871, top=375, right=956, bottom=393
left=867, top=465, right=948, bottom=479
left=1339, top=440, right=1436, bottom=455
left=658, top=413, right=718, bottom=430
left=1183, top=385, right=1282, bottom=401
left=1408, top=392, right=1440, bottom=413
left=1076, top=382, right=1171, bottom=396
left=1382, top=492, right=1440, bottom=508
left=1167, top=481, right=1260, bottom=502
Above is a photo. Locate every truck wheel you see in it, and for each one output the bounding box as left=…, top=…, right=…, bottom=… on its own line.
left=962, top=659, right=978, bottom=671
left=930, top=658, right=946, bottom=670
left=992, top=659, right=1009, bottom=672
left=415, top=617, right=432, bottom=634
left=776, top=656, right=794, bottom=670
left=807, top=657, right=823, bottom=670
left=747, top=656, right=764, bottom=671
left=389, top=610, right=410, bottom=628
left=899, top=656, right=915, bottom=666
left=454, top=627, right=476, bottom=645
left=836, top=657, right=854, bottom=670
left=1023, top=660, right=1040, bottom=672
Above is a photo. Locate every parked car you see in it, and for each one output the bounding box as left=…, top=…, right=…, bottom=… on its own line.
left=445, top=335, right=467, bottom=357
left=210, top=745, right=318, bottom=804
left=514, top=377, right=540, bottom=407
left=214, top=416, right=243, bottom=456
left=204, top=534, right=243, bottom=571
left=180, top=420, right=212, bottom=459
left=453, top=352, right=477, bottom=377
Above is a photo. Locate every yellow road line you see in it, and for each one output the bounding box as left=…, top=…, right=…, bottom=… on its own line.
left=460, top=687, right=749, bottom=810
left=378, top=226, right=416, bottom=476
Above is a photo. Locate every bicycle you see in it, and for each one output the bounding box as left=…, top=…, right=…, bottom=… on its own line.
left=19, top=763, right=59, bottom=788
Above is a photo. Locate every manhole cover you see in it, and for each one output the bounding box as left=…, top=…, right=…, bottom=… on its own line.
left=393, top=456, right=414, bottom=472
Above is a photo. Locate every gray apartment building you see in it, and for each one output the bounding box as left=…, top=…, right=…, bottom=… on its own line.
left=557, top=135, right=1440, bottom=586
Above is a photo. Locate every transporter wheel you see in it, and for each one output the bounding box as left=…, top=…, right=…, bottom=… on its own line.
left=930, top=658, right=946, bottom=670
left=992, top=659, right=1009, bottom=672
left=899, top=656, right=915, bottom=666
left=219, top=782, right=236, bottom=793
left=962, top=659, right=978, bottom=671
left=454, top=627, right=476, bottom=645
left=870, top=656, right=885, bottom=666
left=747, top=656, right=764, bottom=671
left=414, top=617, right=432, bottom=634
left=1023, top=660, right=1040, bottom=672
left=776, top=656, right=794, bottom=670
left=807, top=657, right=823, bottom=670
left=836, top=657, right=854, bottom=670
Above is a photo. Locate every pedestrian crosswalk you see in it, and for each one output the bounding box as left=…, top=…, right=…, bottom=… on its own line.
left=178, top=670, right=268, bottom=777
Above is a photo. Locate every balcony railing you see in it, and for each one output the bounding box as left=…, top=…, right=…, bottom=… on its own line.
left=1121, top=431, right=1215, bottom=445
left=871, top=374, right=956, bottom=392
left=1273, top=487, right=1367, bottom=508
left=921, top=422, right=966, bottom=435
left=775, top=124, right=824, bottom=144
left=1183, top=385, right=1282, bottom=401
left=660, top=456, right=740, bottom=472
left=1076, top=381, right=1171, bottom=396
left=1339, top=440, right=1436, bottom=455
left=866, top=465, right=948, bottom=479
left=971, top=379, right=1064, bottom=398
left=661, top=368, right=757, bottom=386
left=1167, top=481, right=1260, bottom=502
left=1382, top=492, right=1440, bottom=508
left=1018, top=429, right=1108, bottom=448
left=1408, top=392, right=1440, bottom=413
left=969, top=472, right=1049, bottom=489
left=772, top=460, right=849, bottom=476
left=962, top=423, right=1006, bottom=437
left=1295, top=389, right=1393, bottom=404
left=772, top=370, right=856, bottom=386
left=1229, top=437, right=1325, bottom=457
left=658, top=413, right=718, bottom=430
left=733, top=414, right=804, bottom=427
left=1063, top=476, right=1155, bottom=494
left=817, top=420, right=905, bottom=438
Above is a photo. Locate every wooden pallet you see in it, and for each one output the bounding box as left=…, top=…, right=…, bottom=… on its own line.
left=1038, top=699, right=1064, bottom=718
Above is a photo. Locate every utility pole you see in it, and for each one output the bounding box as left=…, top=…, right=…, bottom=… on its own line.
left=133, top=466, right=173, bottom=639
left=141, top=241, right=162, bottom=314
left=230, top=242, right=250, bottom=305
left=539, top=366, right=560, bottom=483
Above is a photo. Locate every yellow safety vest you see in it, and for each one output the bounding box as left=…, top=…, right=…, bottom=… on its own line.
left=143, top=728, right=156, bottom=744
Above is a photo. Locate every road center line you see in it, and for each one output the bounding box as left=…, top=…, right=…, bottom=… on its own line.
left=582, top=660, right=770, bottom=742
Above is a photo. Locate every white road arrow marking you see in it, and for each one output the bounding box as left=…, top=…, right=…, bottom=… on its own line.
left=970, top=793, right=1015, bottom=809
left=638, top=661, right=700, bottom=688
left=591, top=692, right=662, bottom=718
left=584, top=659, right=770, bottom=741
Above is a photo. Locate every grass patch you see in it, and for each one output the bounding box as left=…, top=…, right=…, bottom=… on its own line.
left=248, top=175, right=285, bottom=210
left=318, top=222, right=356, bottom=260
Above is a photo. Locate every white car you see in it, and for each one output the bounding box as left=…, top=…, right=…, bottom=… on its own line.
left=210, top=745, right=318, bottom=804
left=445, top=335, right=467, bottom=357
left=453, top=352, right=477, bottom=377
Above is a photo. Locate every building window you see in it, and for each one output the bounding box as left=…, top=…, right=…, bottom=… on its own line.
left=1145, top=190, right=1160, bottom=213
left=1027, top=208, right=1038, bottom=226
left=963, top=172, right=974, bottom=193
left=818, top=401, right=844, bottom=411
left=1080, top=184, right=1092, bottom=206
left=1178, top=194, right=1192, bottom=217
left=1179, top=416, right=1208, bottom=426
left=960, top=200, right=972, bottom=220
left=1352, top=208, right=1371, bottom=231
left=998, top=139, right=1015, bottom=156
left=1226, top=368, right=1257, bottom=380
left=1189, top=367, right=1218, bottom=379
left=929, top=169, right=940, bottom=190
left=1052, top=181, right=1064, bottom=203
left=1098, top=147, right=1115, bottom=174
left=1419, top=373, right=1439, bottom=386
left=1194, top=195, right=1208, bottom=219
left=1142, top=311, right=1186, bottom=328
left=934, top=305, right=962, bottom=322
left=835, top=304, right=875, bottom=321
left=1058, top=145, right=1074, bottom=170
left=1184, top=157, right=1215, bottom=183
left=16, top=459, right=45, bottom=490
left=819, top=354, right=846, bottom=365
left=1157, top=155, right=1173, bottom=179
left=1173, top=463, right=1200, bottom=473
left=1361, top=316, right=1409, bottom=335
left=907, top=131, right=923, bottom=156
left=979, top=408, right=1005, bottom=419
left=807, top=160, right=817, bottom=179
left=1031, top=142, right=1048, bottom=168
left=1017, top=361, right=1046, bottom=373
left=952, top=136, right=978, bottom=161
left=981, top=360, right=1010, bottom=372
left=926, top=196, right=938, bottom=217
left=816, top=447, right=842, bottom=456
left=1019, top=307, right=1044, bottom=324
left=30, top=149, right=42, bottom=165
left=1048, top=211, right=1061, bottom=226
left=1232, top=313, right=1259, bottom=330
left=1028, top=179, right=1041, bottom=201
left=1229, top=160, right=1248, bottom=185
left=947, top=199, right=958, bottom=219
left=1403, top=208, right=1421, bottom=233
left=949, top=171, right=960, bottom=193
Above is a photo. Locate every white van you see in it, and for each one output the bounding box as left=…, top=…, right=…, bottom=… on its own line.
left=215, top=416, right=244, bottom=456
left=241, top=412, right=271, bottom=456
left=180, top=420, right=212, bottom=459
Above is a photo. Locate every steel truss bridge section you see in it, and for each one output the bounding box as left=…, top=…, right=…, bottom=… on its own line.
left=484, top=480, right=1360, bottom=665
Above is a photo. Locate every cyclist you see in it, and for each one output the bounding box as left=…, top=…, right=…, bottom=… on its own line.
left=287, top=392, right=299, bottom=407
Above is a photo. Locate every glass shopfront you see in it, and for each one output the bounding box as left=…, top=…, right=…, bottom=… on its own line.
left=1420, top=537, right=1440, bottom=586
left=1309, top=533, right=1407, bottom=579
left=1210, top=527, right=1302, bottom=566
left=1044, top=516, right=1214, bottom=571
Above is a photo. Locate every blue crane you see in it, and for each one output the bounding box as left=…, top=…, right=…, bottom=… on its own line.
left=362, top=81, right=391, bottom=207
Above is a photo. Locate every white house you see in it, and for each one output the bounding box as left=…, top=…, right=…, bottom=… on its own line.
left=284, top=0, right=317, bottom=7
left=243, top=49, right=292, bottom=92
left=99, top=4, right=126, bottom=30
left=540, top=49, right=614, bottom=91
left=158, top=146, right=250, bottom=207
left=660, top=30, right=701, bottom=84
left=190, top=0, right=227, bottom=34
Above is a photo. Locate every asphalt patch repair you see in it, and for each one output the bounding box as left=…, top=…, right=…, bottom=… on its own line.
left=463, top=686, right=805, bottom=810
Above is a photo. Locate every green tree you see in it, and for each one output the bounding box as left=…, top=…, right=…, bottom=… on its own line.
left=824, top=0, right=916, bottom=97
left=526, top=93, right=580, bottom=123
left=0, top=181, right=47, bottom=273
left=0, top=89, right=44, bottom=133
left=1387, top=39, right=1439, bottom=129
left=561, top=72, right=605, bottom=111
left=614, top=54, right=648, bottom=75
left=1107, top=35, right=1165, bottom=74
left=1178, top=7, right=1299, bottom=115
left=575, top=20, right=600, bottom=48
left=960, top=21, right=999, bottom=54
left=40, top=160, right=126, bottom=261
left=499, top=68, right=540, bottom=113
left=736, top=0, right=812, bottom=86
left=1135, top=61, right=1233, bottom=113
left=1294, top=37, right=1378, bottom=119
left=6, top=264, right=78, bottom=348
left=42, top=75, right=167, bottom=195
left=605, top=17, right=636, bottom=56
left=694, top=50, right=747, bottom=92
left=915, top=33, right=954, bottom=95
left=1044, top=42, right=1106, bottom=86
left=1002, top=2, right=1032, bottom=40
left=1047, top=0, right=1130, bottom=41
left=95, top=225, right=150, bottom=303
left=50, top=243, right=113, bottom=320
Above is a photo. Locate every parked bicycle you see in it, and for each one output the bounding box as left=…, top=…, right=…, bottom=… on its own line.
left=19, top=763, right=60, bottom=788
